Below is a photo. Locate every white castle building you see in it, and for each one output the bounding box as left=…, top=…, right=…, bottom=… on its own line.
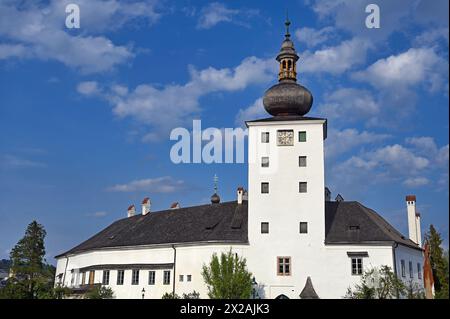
left=55, top=20, right=424, bottom=299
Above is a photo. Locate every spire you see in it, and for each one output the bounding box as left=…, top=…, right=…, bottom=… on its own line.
left=285, top=11, right=291, bottom=39
left=276, top=17, right=299, bottom=82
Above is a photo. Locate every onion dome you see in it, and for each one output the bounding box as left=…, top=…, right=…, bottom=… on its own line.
left=210, top=193, right=221, bottom=204
left=263, top=18, right=313, bottom=117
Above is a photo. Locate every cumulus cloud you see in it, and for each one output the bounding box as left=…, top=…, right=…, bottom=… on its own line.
left=300, top=37, right=372, bottom=75
left=295, top=26, right=335, bottom=48
left=0, top=154, right=46, bottom=169
left=403, top=177, right=430, bottom=187
left=235, top=98, right=266, bottom=127
left=196, top=2, right=259, bottom=29
left=353, top=47, right=448, bottom=93
left=78, top=56, right=276, bottom=140
left=0, top=0, right=160, bottom=73
left=106, top=176, right=185, bottom=193
left=318, top=88, right=380, bottom=125
left=77, top=81, right=101, bottom=96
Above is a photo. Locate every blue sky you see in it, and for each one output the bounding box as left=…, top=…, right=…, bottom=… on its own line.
left=0, top=0, right=448, bottom=263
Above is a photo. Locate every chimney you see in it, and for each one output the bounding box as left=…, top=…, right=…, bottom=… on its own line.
left=237, top=187, right=244, bottom=204
left=170, top=202, right=180, bottom=209
left=325, top=187, right=331, bottom=201
left=127, top=204, right=136, bottom=218
left=142, top=197, right=151, bottom=215
left=406, top=195, right=421, bottom=246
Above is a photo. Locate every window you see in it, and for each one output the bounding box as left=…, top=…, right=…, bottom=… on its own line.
left=277, top=130, right=294, bottom=146
left=187, top=275, right=192, bottom=282
left=401, top=260, right=406, bottom=277
left=148, top=271, right=155, bottom=285
left=163, top=271, right=171, bottom=285
left=351, top=258, right=363, bottom=275
left=102, top=270, right=110, bottom=285
left=117, top=270, right=124, bottom=285
left=299, top=156, right=307, bottom=167
left=81, top=272, right=86, bottom=285
left=261, top=222, right=269, bottom=234
left=299, top=182, right=307, bottom=193
left=299, top=131, right=307, bottom=142
left=261, top=182, right=269, bottom=194
left=261, top=132, right=269, bottom=143
left=179, top=275, right=184, bottom=282
left=277, top=257, right=291, bottom=276
left=417, top=263, right=422, bottom=280
left=299, top=222, right=308, bottom=234
left=261, top=157, right=269, bottom=167
left=409, top=261, right=413, bottom=278
left=131, top=269, right=139, bottom=285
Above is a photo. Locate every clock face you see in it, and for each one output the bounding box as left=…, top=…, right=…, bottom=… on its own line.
left=277, top=130, right=294, bottom=146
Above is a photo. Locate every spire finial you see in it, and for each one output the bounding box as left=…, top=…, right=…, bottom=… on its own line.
left=285, top=10, right=291, bottom=38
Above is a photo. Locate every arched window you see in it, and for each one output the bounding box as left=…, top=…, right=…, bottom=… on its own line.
left=287, top=60, right=292, bottom=70
left=282, top=60, right=287, bottom=70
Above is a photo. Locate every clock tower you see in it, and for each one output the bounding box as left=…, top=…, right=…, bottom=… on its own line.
left=245, top=18, right=327, bottom=299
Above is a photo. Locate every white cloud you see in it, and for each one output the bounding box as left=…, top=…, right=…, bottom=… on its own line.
left=77, top=81, right=101, bottom=96
left=79, top=56, right=276, bottom=140
left=325, top=128, right=390, bottom=159
left=318, top=88, right=380, bottom=124
left=196, top=2, right=259, bottom=29
left=353, top=48, right=448, bottom=92
left=0, top=154, right=46, bottom=169
left=300, top=37, right=372, bottom=75
left=86, top=211, right=109, bottom=218
left=403, top=177, right=430, bottom=188
left=106, top=176, right=185, bottom=193
left=414, top=27, right=449, bottom=47
left=0, top=0, right=161, bottom=73
left=295, top=26, right=335, bottom=48
left=235, top=98, right=266, bottom=127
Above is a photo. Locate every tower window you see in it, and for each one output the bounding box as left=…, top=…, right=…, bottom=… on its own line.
left=187, top=275, right=192, bottom=282
left=131, top=269, right=139, bottom=285
left=299, top=222, right=308, bottom=234
left=299, top=131, right=307, bottom=142
left=351, top=258, right=363, bottom=275
left=299, top=156, right=307, bottom=167
left=179, top=275, right=184, bottom=282
left=261, top=222, right=269, bottom=234
left=299, top=182, right=307, bottom=193
left=261, top=157, right=269, bottom=167
left=277, top=257, right=291, bottom=276
left=261, top=182, right=269, bottom=194
left=261, top=132, right=270, bottom=143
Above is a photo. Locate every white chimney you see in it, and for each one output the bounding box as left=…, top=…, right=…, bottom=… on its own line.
left=142, top=197, right=151, bottom=215
left=127, top=204, right=136, bottom=218
left=406, top=195, right=421, bottom=246
left=237, top=187, right=244, bottom=204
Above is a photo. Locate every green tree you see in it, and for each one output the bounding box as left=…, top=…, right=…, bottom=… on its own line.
left=201, top=249, right=253, bottom=299
left=161, top=292, right=180, bottom=299
left=84, top=285, right=115, bottom=299
left=424, top=225, right=449, bottom=299
left=4, top=221, right=55, bottom=299
left=345, top=266, right=406, bottom=299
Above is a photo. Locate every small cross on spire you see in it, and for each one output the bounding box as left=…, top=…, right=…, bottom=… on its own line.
left=285, top=10, right=291, bottom=38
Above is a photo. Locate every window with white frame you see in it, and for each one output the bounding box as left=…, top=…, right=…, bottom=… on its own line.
left=299, top=182, right=307, bottom=193
left=299, top=222, right=308, bottom=234
left=261, top=132, right=270, bottom=143
left=261, top=222, right=269, bottom=234
left=261, top=182, right=269, bottom=194
left=409, top=261, right=413, bottom=278
left=299, top=156, right=307, bottom=167
left=187, top=275, right=192, bottom=282
left=401, top=260, right=406, bottom=277
left=351, top=258, right=363, bottom=275
left=148, top=271, right=155, bottom=285
left=163, top=270, right=171, bottom=285
left=131, top=269, right=139, bottom=285
left=261, top=157, right=269, bottom=167
left=179, top=275, right=184, bottom=282
left=117, top=270, right=124, bottom=285
left=102, top=270, right=110, bottom=285
left=417, top=263, right=422, bottom=279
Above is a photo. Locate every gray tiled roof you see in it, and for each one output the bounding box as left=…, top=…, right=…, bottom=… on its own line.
left=56, top=199, right=420, bottom=258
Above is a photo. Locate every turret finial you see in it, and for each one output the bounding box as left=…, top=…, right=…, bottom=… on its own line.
left=285, top=10, right=291, bottom=38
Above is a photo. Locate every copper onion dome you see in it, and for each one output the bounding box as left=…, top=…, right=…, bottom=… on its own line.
left=263, top=18, right=313, bottom=116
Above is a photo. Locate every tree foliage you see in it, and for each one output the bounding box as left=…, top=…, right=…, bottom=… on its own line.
left=0, top=221, right=56, bottom=299
left=424, top=225, right=449, bottom=299
left=201, top=249, right=253, bottom=299
left=345, top=266, right=407, bottom=299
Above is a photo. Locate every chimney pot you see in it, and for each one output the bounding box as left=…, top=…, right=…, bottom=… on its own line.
left=170, top=202, right=180, bottom=209
left=406, top=195, right=421, bottom=247
left=237, top=187, right=244, bottom=204
left=142, top=197, right=151, bottom=215
left=127, top=205, right=136, bottom=218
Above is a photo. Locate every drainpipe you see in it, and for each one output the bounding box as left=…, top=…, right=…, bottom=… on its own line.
left=172, top=245, right=177, bottom=296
